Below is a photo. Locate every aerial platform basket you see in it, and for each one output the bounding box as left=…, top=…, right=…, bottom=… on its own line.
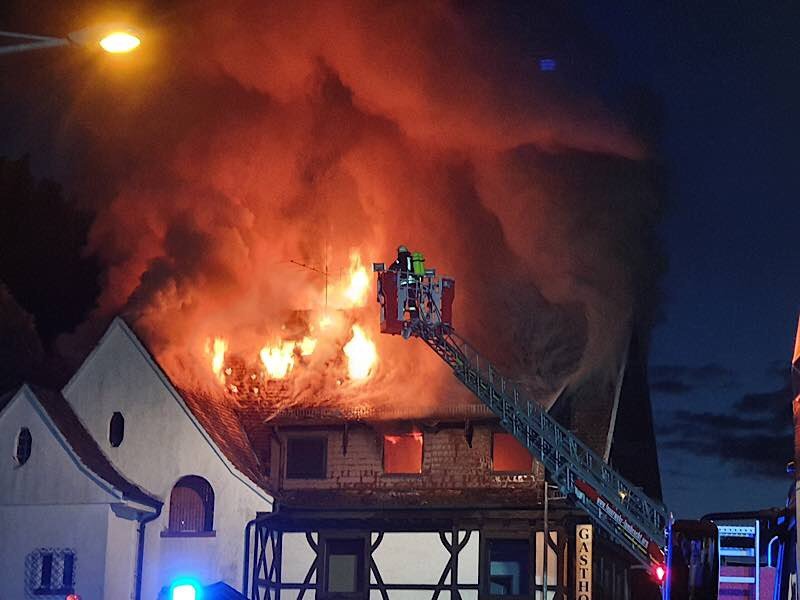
left=374, top=264, right=454, bottom=337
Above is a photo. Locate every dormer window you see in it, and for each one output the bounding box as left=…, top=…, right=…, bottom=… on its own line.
left=491, top=433, right=532, bottom=473
left=286, top=436, right=327, bottom=479
left=109, top=412, right=124, bottom=447
left=383, top=432, right=423, bottom=474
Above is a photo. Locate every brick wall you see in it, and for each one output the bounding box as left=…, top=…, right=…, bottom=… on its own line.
left=274, top=423, right=544, bottom=494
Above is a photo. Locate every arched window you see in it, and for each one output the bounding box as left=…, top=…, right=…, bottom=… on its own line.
left=15, top=427, right=32, bottom=466
left=168, top=476, right=214, bottom=533
left=109, top=412, right=124, bottom=447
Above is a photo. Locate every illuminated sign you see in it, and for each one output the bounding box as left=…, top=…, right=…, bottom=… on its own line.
left=576, top=524, right=593, bottom=600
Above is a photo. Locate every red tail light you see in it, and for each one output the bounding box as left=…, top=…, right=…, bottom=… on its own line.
left=653, top=564, right=666, bottom=584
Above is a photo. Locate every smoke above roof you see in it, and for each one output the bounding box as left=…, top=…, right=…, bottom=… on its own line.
left=27, top=1, right=664, bottom=410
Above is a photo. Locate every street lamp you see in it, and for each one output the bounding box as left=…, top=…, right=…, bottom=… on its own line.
left=0, top=25, right=141, bottom=55
left=98, top=31, right=141, bottom=53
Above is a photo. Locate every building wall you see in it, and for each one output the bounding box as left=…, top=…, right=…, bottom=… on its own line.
left=105, top=507, right=139, bottom=600
left=0, top=389, right=118, bottom=506
left=257, top=527, right=563, bottom=600
left=0, top=388, right=142, bottom=599
left=0, top=504, right=112, bottom=600
left=63, top=322, right=272, bottom=597
left=275, top=424, right=544, bottom=494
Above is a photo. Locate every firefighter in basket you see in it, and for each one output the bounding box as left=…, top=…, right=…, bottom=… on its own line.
left=389, top=245, right=426, bottom=319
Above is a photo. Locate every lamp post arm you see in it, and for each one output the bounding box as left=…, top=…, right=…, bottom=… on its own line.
left=0, top=31, right=69, bottom=55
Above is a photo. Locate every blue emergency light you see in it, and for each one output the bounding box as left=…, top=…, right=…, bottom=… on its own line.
left=170, top=578, right=202, bottom=600
left=539, top=58, right=557, bottom=71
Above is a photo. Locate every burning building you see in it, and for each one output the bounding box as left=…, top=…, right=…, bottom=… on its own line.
left=1, top=2, right=668, bottom=598
left=0, top=261, right=661, bottom=599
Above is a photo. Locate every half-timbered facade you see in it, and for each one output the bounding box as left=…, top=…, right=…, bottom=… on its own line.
left=243, top=403, right=658, bottom=600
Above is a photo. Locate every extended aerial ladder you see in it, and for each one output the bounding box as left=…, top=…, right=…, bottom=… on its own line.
left=374, top=262, right=668, bottom=569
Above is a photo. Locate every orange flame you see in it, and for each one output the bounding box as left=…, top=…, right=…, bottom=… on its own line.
left=205, top=337, right=228, bottom=383
left=258, top=336, right=318, bottom=380
left=299, top=336, right=317, bottom=356
left=343, top=324, right=377, bottom=380
left=385, top=432, right=423, bottom=445
left=342, top=252, right=370, bottom=307
left=259, top=340, right=296, bottom=379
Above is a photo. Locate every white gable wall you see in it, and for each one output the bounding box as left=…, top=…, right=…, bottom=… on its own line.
left=0, top=387, right=133, bottom=599
left=0, top=387, right=119, bottom=506
left=63, top=320, right=272, bottom=597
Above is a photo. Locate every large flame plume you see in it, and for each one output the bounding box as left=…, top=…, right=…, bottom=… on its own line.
left=44, top=1, right=665, bottom=413
left=210, top=256, right=379, bottom=392
left=343, top=324, right=378, bottom=381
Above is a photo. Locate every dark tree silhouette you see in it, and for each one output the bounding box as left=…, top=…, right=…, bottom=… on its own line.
left=0, top=155, right=100, bottom=348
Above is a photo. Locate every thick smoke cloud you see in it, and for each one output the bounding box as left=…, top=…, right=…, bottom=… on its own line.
left=38, top=1, right=663, bottom=410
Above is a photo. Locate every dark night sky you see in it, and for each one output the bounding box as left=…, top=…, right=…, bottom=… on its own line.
left=583, top=1, right=799, bottom=517
left=1, top=2, right=798, bottom=519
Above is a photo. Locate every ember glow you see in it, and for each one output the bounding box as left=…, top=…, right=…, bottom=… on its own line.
left=259, top=340, right=297, bottom=379
left=342, top=252, right=370, bottom=307
left=385, top=432, right=423, bottom=445
left=299, top=336, right=317, bottom=356
left=202, top=251, right=380, bottom=390
left=343, top=324, right=378, bottom=381
left=205, top=338, right=228, bottom=384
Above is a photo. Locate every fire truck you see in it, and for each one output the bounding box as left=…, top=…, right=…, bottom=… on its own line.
left=374, top=256, right=799, bottom=600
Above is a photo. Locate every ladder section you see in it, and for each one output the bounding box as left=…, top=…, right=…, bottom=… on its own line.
left=414, top=321, right=668, bottom=566
left=718, top=523, right=775, bottom=600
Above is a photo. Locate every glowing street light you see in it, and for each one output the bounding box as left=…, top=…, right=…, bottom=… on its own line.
left=0, top=25, right=141, bottom=55
left=98, top=31, right=141, bottom=54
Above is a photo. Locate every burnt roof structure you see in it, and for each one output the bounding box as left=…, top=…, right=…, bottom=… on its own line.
left=61, top=317, right=660, bottom=504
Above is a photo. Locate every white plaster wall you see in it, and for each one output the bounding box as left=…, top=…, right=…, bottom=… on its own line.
left=0, top=389, right=119, bottom=506
left=372, top=532, right=451, bottom=585
left=282, top=532, right=317, bottom=583
left=458, top=531, right=479, bottom=585
left=0, top=504, right=110, bottom=600
left=157, top=535, right=219, bottom=589
left=104, top=508, right=139, bottom=600
left=63, top=322, right=272, bottom=597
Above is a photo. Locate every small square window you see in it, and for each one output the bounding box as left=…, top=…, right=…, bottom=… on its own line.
left=286, top=437, right=327, bottom=479
left=25, top=548, right=76, bottom=595
left=487, top=539, right=530, bottom=596
left=383, top=433, right=423, bottom=474
left=325, top=538, right=365, bottom=594
left=492, top=433, right=532, bottom=473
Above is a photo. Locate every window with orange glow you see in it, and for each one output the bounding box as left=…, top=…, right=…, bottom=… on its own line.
left=383, top=433, right=423, bottom=474
left=492, top=433, right=532, bottom=473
